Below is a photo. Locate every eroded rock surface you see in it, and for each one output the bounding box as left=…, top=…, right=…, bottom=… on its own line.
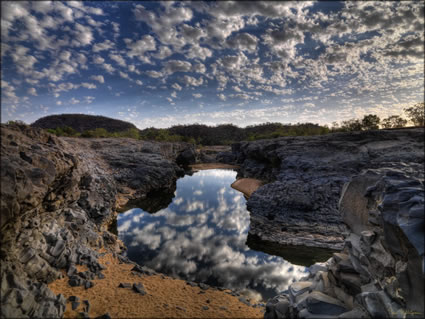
left=230, top=129, right=424, bottom=250
left=0, top=123, right=194, bottom=318
left=265, top=168, right=424, bottom=318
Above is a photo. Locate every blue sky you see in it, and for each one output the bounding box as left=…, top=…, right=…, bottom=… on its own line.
left=1, top=1, right=424, bottom=128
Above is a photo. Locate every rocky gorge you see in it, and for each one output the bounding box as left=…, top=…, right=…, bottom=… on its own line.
left=224, top=128, right=424, bottom=318
left=1, top=122, right=424, bottom=318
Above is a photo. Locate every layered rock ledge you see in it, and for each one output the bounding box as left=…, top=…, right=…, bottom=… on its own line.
left=265, top=168, right=424, bottom=318
left=229, top=129, right=424, bottom=250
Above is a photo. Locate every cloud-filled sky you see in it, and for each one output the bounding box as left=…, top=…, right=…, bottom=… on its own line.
left=1, top=1, right=424, bottom=128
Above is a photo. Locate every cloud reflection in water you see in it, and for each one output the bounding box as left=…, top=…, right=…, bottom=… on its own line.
left=118, top=169, right=308, bottom=301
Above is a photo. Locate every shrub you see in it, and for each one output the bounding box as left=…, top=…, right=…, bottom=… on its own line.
left=361, top=114, right=380, bottom=130
left=404, top=102, right=424, bottom=126
left=381, top=115, right=407, bottom=128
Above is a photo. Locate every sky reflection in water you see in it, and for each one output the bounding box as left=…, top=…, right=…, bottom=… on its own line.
left=118, top=169, right=308, bottom=301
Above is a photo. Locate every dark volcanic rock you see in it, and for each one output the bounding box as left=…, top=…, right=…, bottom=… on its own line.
left=176, top=147, right=197, bottom=166
left=232, top=128, right=424, bottom=250
left=266, top=167, right=424, bottom=319
left=0, top=123, right=192, bottom=318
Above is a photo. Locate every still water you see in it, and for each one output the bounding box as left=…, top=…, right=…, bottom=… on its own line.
left=118, top=169, right=308, bottom=301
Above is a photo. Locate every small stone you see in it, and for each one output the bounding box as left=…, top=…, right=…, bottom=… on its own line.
left=199, top=283, right=209, bottom=290
left=133, top=282, right=146, bottom=295
left=95, top=313, right=112, bottom=319
left=84, top=281, right=94, bottom=289
left=239, top=297, right=250, bottom=306
left=220, top=306, right=228, bottom=311
left=206, top=299, right=210, bottom=304
left=79, top=312, right=90, bottom=318
left=202, top=306, right=209, bottom=311
left=187, top=281, right=197, bottom=287
left=97, top=273, right=105, bottom=279
left=67, top=265, right=77, bottom=277
left=71, top=301, right=80, bottom=311
left=118, top=283, right=132, bottom=288
left=68, top=278, right=81, bottom=287
left=176, top=306, right=186, bottom=311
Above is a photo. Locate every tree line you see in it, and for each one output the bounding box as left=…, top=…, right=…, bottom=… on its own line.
left=7, top=102, right=424, bottom=145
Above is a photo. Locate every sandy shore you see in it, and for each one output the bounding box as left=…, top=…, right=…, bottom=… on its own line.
left=49, top=252, right=264, bottom=318
left=190, top=163, right=239, bottom=172
left=231, top=178, right=263, bottom=198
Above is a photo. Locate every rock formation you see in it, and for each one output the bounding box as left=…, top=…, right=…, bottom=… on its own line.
left=265, top=168, right=424, bottom=318
left=223, top=128, right=424, bottom=318
left=229, top=129, right=424, bottom=250
left=0, top=123, right=193, bottom=318
left=1, top=122, right=423, bottom=318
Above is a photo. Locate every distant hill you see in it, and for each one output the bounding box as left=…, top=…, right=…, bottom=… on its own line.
left=31, top=114, right=138, bottom=133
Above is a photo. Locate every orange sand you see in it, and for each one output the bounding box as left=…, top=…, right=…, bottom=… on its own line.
left=49, top=252, right=264, bottom=318
left=190, top=163, right=239, bottom=172
left=231, top=179, right=263, bottom=198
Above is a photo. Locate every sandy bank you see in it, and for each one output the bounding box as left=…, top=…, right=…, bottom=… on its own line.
left=49, top=252, right=264, bottom=318
left=190, top=163, right=239, bottom=172
left=231, top=178, right=263, bottom=198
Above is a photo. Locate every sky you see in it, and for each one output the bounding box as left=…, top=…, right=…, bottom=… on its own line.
left=1, top=1, right=424, bottom=129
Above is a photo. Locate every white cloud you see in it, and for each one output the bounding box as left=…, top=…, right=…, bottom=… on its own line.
left=125, top=35, right=156, bottom=61
left=59, top=50, right=71, bottom=62
left=102, top=64, right=116, bottom=74
left=109, top=53, right=127, bottom=67
left=153, top=46, right=173, bottom=60
left=146, top=70, right=163, bottom=78
left=71, top=23, right=94, bottom=47
left=27, top=87, right=37, bottom=96
left=181, top=75, right=203, bottom=87
left=163, top=60, right=192, bottom=75
left=193, top=93, right=202, bottom=98
left=172, top=83, right=182, bottom=91
left=90, top=75, right=105, bottom=83
left=69, top=97, right=80, bottom=104
left=80, top=82, right=97, bottom=89
left=218, top=94, right=226, bottom=101
left=93, top=40, right=114, bottom=52
left=227, top=32, right=259, bottom=53
left=93, top=55, right=105, bottom=64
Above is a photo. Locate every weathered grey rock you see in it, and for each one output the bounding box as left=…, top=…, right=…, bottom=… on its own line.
left=232, top=129, right=424, bottom=250
left=176, top=148, right=197, bottom=167
left=289, top=281, right=313, bottom=302
left=118, top=282, right=132, bottom=288
left=265, top=294, right=291, bottom=319
left=337, top=307, right=370, bottom=318
left=72, top=301, right=80, bottom=310
left=133, top=282, right=146, bottom=295
left=305, top=291, right=348, bottom=316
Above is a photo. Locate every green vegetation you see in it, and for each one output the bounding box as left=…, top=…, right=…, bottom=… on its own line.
left=404, top=102, right=424, bottom=127
left=46, top=126, right=141, bottom=139
left=330, top=102, right=424, bottom=132
left=381, top=115, right=407, bottom=129
left=9, top=102, right=424, bottom=145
